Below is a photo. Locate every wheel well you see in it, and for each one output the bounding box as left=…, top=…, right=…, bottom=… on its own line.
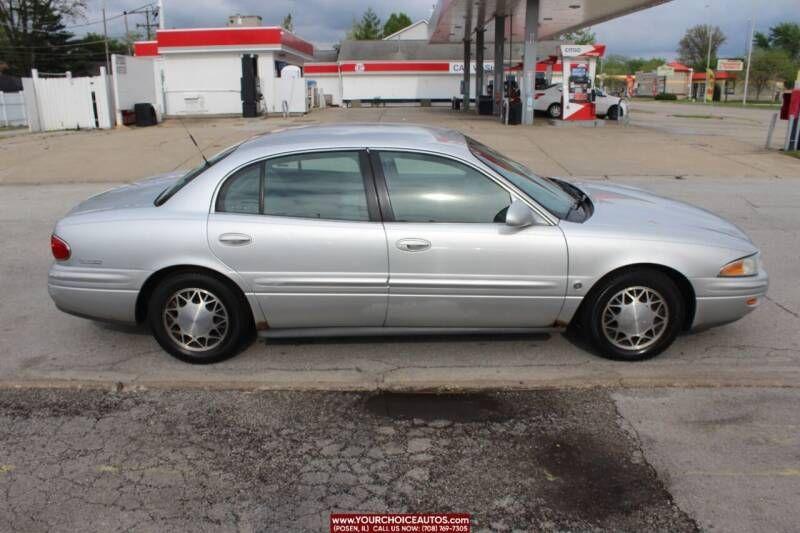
left=573, top=264, right=696, bottom=331
left=135, top=265, right=254, bottom=327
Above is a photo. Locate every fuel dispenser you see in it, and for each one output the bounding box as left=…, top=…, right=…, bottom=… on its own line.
left=559, top=44, right=606, bottom=121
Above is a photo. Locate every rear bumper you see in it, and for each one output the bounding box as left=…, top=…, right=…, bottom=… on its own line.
left=690, top=269, right=769, bottom=331
left=48, top=264, right=143, bottom=324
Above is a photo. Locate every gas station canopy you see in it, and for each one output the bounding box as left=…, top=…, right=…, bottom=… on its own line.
left=429, top=0, right=672, bottom=42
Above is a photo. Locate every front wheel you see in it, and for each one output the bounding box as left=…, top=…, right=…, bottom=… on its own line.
left=148, top=272, right=253, bottom=364
left=582, top=270, right=685, bottom=361
left=607, top=105, right=620, bottom=121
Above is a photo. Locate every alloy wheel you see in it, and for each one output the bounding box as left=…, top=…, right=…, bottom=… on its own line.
left=162, top=288, right=229, bottom=352
left=601, top=286, right=669, bottom=351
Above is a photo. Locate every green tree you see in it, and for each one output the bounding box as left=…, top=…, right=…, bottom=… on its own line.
left=61, top=32, right=127, bottom=76
left=626, top=57, right=667, bottom=74
left=382, top=12, right=412, bottom=38
left=281, top=13, right=294, bottom=32
left=677, top=24, right=726, bottom=71
left=749, top=47, right=794, bottom=100
left=349, top=7, right=382, bottom=40
left=0, top=0, right=86, bottom=76
left=767, top=22, right=800, bottom=61
left=561, top=27, right=596, bottom=45
left=753, top=31, right=771, bottom=50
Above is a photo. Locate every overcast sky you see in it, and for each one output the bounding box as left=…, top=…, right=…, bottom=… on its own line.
left=84, top=0, right=799, bottom=59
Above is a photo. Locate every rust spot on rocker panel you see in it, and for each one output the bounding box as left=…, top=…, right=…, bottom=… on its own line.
left=255, top=320, right=270, bottom=331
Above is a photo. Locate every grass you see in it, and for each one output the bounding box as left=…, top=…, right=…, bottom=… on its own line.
left=785, top=150, right=800, bottom=159
left=635, top=97, right=781, bottom=108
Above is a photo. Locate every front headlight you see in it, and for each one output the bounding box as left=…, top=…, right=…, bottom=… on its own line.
left=719, top=253, right=760, bottom=277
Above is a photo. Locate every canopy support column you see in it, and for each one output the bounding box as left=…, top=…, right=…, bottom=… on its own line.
left=475, top=26, right=485, bottom=105
left=493, top=16, right=505, bottom=116
left=462, top=36, right=472, bottom=112
left=522, top=0, right=539, bottom=125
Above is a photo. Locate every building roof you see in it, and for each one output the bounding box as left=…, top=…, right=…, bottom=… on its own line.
left=382, top=20, right=429, bottom=40
left=336, top=39, right=562, bottom=62
left=666, top=61, right=691, bottom=72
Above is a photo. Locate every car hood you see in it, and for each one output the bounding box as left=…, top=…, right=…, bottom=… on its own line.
left=573, top=181, right=754, bottom=250
left=67, top=172, right=184, bottom=216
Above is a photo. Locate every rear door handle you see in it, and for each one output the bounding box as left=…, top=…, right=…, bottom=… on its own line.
left=396, top=238, right=431, bottom=252
left=219, top=233, right=252, bottom=246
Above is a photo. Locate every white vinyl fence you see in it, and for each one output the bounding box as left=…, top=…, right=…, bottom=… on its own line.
left=0, top=92, right=26, bottom=127
left=23, top=68, right=115, bottom=132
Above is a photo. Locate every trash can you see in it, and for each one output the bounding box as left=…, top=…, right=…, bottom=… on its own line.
left=134, top=103, right=157, bottom=127
left=507, top=101, right=522, bottom=125
left=478, top=95, right=493, bottom=115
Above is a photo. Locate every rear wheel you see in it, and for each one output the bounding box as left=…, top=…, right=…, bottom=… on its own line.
left=607, top=105, right=620, bottom=120
left=582, top=270, right=685, bottom=361
left=147, top=272, right=253, bottom=364
left=547, top=103, right=562, bottom=119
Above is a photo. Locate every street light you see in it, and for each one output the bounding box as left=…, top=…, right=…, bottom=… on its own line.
left=742, top=0, right=759, bottom=106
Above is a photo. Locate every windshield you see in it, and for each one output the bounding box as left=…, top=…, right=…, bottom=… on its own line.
left=467, top=138, right=574, bottom=219
left=154, top=145, right=239, bottom=206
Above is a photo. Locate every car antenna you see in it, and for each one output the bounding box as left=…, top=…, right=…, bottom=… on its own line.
left=177, top=117, right=210, bottom=167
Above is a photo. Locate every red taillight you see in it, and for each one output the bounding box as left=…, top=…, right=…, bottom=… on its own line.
left=51, top=234, right=71, bottom=261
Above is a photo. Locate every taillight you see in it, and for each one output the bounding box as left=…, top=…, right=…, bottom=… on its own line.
left=51, top=234, right=71, bottom=261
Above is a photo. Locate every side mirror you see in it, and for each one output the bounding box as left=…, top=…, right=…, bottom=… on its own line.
left=505, top=200, right=537, bottom=228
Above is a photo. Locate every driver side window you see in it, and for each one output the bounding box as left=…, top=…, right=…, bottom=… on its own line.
left=378, top=152, right=511, bottom=223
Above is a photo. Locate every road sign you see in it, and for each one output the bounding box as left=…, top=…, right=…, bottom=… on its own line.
left=717, top=59, right=744, bottom=71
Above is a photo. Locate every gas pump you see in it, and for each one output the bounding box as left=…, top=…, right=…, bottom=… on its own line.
left=559, top=44, right=606, bottom=121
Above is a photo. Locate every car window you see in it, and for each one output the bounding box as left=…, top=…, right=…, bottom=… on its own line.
left=378, top=151, right=511, bottom=223
left=216, top=161, right=262, bottom=214
left=263, top=151, right=369, bottom=221
left=467, top=137, right=573, bottom=219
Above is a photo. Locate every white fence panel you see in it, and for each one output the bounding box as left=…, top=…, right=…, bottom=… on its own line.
left=0, top=92, right=27, bottom=127
left=25, top=69, right=114, bottom=132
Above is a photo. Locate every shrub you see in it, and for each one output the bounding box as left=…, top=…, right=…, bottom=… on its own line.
left=654, top=93, right=678, bottom=101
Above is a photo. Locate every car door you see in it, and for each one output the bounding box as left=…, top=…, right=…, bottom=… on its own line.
left=207, top=150, right=388, bottom=328
left=372, top=150, right=568, bottom=328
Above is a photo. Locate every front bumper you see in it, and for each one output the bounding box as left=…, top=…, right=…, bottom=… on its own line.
left=690, top=269, right=769, bottom=331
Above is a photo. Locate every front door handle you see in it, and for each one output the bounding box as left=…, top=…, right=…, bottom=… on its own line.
left=396, top=238, right=431, bottom=252
left=219, top=233, right=252, bottom=246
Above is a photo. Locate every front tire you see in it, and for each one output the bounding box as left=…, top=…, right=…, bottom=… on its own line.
left=148, top=272, right=253, bottom=364
left=607, top=105, right=620, bottom=121
left=582, top=270, right=685, bottom=361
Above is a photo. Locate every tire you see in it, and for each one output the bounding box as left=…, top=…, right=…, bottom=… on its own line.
left=607, top=105, right=620, bottom=121
left=581, top=269, right=685, bottom=361
left=147, top=272, right=253, bottom=364
left=547, top=103, right=562, bottom=119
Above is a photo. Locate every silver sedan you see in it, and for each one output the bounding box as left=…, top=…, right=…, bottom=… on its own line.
left=48, top=124, right=768, bottom=364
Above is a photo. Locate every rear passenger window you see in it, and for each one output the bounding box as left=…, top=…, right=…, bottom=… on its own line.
left=264, top=152, right=369, bottom=221
left=216, top=161, right=262, bottom=214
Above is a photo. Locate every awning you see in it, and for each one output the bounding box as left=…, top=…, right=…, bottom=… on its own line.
left=429, top=0, right=673, bottom=43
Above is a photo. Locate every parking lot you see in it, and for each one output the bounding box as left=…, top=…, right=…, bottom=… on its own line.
left=1, top=102, right=799, bottom=531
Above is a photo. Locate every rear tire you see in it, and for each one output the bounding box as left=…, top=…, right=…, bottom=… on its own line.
left=607, top=105, right=620, bottom=120
left=147, top=272, right=253, bottom=364
left=547, top=103, right=562, bottom=119
left=582, top=269, right=685, bottom=361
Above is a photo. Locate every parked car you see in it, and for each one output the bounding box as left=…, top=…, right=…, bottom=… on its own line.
left=535, top=84, right=628, bottom=120
left=49, top=124, right=767, bottom=364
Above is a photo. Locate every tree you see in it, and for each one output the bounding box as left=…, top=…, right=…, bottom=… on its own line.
left=60, top=32, right=127, bottom=76
left=349, top=7, right=382, bottom=40
left=753, top=31, right=771, bottom=50
left=561, top=27, right=596, bottom=45
left=382, top=12, right=412, bottom=38
left=0, top=0, right=86, bottom=76
left=749, top=47, right=794, bottom=100
left=677, top=24, right=726, bottom=71
left=281, top=13, right=294, bottom=32
left=767, top=22, right=800, bottom=62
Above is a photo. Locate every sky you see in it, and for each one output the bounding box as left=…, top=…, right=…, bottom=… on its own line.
left=80, top=0, right=799, bottom=59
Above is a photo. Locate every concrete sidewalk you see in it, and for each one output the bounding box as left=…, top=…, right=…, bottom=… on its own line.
left=1, top=106, right=797, bottom=185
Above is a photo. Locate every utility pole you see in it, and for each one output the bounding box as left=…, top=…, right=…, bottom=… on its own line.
left=102, top=1, right=111, bottom=74
left=123, top=11, right=131, bottom=55
left=742, top=0, right=758, bottom=106
left=135, top=7, right=159, bottom=40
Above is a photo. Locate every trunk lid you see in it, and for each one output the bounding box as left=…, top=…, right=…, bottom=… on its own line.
left=68, top=172, right=183, bottom=216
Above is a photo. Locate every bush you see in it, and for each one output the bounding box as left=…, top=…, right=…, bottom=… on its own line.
left=654, top=93, right=678, bottom=101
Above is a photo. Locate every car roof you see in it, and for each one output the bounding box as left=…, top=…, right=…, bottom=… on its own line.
left=234, top=123, right=471, bottom=159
